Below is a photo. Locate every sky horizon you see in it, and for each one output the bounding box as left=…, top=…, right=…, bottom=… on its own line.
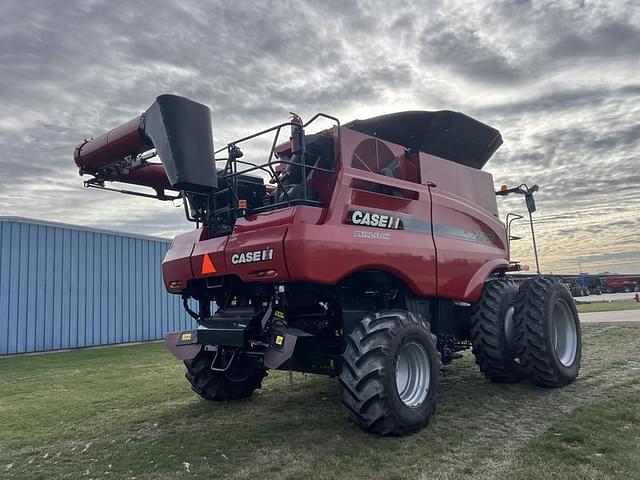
left=1, top=0, right=638, bottom=274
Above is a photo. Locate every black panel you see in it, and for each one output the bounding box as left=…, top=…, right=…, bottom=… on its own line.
left=142, top=94, right=217, bottom=191
left=345, top=110, right=502, bottom=170
left=183, top=322, right=249, bottom=348
left=305, top=133, right=335, bottom=170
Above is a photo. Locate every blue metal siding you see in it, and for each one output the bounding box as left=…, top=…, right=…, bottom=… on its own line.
left=0, top=218, right=195, bottom=355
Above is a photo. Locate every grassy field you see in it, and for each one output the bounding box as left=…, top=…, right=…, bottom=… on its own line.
left=1, top=324, right=639, bottom=480
left=576, top=300, right=640, bottom=313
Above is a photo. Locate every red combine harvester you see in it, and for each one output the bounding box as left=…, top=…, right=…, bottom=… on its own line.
left=603, top=277, right=638, bottom=293
left=74, top=95, right=582, bottom=435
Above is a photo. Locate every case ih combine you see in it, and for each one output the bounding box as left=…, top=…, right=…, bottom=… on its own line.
left=73, top=95, right=582, bottom=435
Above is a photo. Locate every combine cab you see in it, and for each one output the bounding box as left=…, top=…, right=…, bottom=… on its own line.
left=74, top=94, right=582, bottom=436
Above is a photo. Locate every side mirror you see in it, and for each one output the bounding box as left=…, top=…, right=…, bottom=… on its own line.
left=525, top=193, right=536, bottom=213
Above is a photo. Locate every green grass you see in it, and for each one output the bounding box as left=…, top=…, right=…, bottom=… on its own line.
left=1, top=324, right=639, bottom=479
left=506, top=392, right=640, bottom=480
left=576, top=300, right=640, bottom=313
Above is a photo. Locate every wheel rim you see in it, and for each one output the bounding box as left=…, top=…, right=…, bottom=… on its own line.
left=395, top=341, right=430, bottom=408
left=552, top=299, right=578, bottom=367
left=504, top=305, right=515, bottom=350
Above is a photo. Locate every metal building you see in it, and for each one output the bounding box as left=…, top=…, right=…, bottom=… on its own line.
left=0, top=217, right=194, bottom=355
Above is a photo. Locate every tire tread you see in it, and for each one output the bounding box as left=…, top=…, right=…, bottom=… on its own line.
left=512, top=276, right=581, bottom=387
left=184, top=354, right=267, bottom=401
left=338, top=310, right=438, bottom=436
left=469, top=279, right=523, bottom=383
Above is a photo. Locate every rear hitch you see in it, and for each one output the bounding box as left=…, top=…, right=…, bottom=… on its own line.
left=210, top=349, right=237, bottom=372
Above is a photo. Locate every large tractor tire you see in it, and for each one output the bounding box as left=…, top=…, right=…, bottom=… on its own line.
left=513, top=277, right=581, bottom=387
left=339, top=310, right=439, bottom=436
left=469, top=278, right=524, bottom=383
left=184, top=351, right=267, bottom=401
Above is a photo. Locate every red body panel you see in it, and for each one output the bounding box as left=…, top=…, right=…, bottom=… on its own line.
left=191, top=235, right=230, bottom=281
left=223, top=226, right=289, bottom=281
left=162, top=127, right=509, bottom=303
left=163, top=229, right=200, bottom=292
left=423, top=153, right=508, bottom=300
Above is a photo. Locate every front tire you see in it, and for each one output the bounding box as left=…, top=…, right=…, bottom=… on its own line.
left=184, top=351, right=267, bottom=401
left=469, top=278, right=524, bottom=383
left=339, top=310, right=440, bottom=436
left=513, top=277, right=582, bottom=387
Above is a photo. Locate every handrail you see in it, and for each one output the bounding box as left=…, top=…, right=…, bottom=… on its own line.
left=194, top=113, right=342, bottom=231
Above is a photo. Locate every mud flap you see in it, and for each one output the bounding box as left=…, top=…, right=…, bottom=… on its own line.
left=263, top=325, right=313, bottom=369
left=264, top=334, right=298, bottom=369
left=164, top=331, right=202, bottom=360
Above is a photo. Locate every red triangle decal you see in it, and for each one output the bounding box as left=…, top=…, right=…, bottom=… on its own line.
left=201, top=254, right=217, bottom=274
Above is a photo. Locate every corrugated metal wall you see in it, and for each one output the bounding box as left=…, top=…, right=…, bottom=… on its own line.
left=0, top=217, right=194, bottom=355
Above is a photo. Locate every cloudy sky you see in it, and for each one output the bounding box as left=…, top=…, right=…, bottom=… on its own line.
left=1, top=0, right=638, bottom=273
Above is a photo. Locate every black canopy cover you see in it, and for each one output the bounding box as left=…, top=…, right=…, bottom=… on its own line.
left=344, top=110, right=502, bottom=170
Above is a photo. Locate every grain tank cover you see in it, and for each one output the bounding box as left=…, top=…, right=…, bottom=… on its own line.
left=344, top=110, right=502, bottom=170
left=142, top=94, right=217, bottom=192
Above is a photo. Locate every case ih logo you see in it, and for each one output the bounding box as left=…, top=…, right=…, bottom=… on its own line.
left=231, top=247, right=274, bottom=265
left=347, top=209, right=404, bottom=230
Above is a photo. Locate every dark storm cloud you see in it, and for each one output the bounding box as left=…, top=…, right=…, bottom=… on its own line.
left=0, top=0, right=639, bottom=272
left=479, top=85, right=640, bottom=117
left=547, top=20, right=640, bottom=60
left=418, top=0, right=640, bottom=84
left=419, top=19, right=523, bottom=83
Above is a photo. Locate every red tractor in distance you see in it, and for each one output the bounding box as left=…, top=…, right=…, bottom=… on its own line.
left=73, top=95, right=582, bottom=436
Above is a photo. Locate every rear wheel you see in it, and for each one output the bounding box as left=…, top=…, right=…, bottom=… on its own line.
left=469, top=278, right=525, bottom=383
left=513, top=277, right=581, bottom=387
left=184, top=351, right=267, bottom=400
left=339, top=310, right=439, bottom=436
